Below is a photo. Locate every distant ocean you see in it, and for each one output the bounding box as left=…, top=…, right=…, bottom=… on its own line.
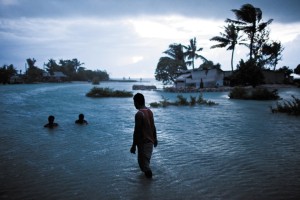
left=1, top=81, right=300, bottom=200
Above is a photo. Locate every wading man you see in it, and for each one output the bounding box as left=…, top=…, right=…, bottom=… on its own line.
left=130, top=93, right=158, bottom=178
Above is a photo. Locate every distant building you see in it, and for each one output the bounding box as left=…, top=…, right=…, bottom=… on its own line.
left=175, top=68, right=224, bottom=89
left=9, top=75, right=24, bottom=84
left=43, top=71, right=67, bottom=82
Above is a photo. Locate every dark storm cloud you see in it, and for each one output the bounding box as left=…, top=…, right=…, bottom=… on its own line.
left=1, top=0, right=299, bottom=77
left=1, top=0, right=300, bottom=23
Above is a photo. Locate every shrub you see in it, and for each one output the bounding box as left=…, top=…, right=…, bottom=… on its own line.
left=228, top=87, right=248, bottom=99
left=86, top=87, right=133, bottom=97
left=190, top=96, right=196, bottom=106
left=251, top=88, right=280, bottom=100
left=175, top=95, right=189, bottom=106
left=271, top=95, right=300, bottom=116
left=229, top=87, right=280, bottom=100
left=149, top=95, right=218, bottom=108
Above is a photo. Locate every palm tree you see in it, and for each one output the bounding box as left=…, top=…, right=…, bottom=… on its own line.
left=226, top=4, right=273, bottom=61
left=183, top=37, right=207, bottom=70
left=210, top=24, right=246, bottom=72
left=155, top=43, right=187, bottom=84
left=163, top=43, right=187, bottom=70
left=262, top=41, right=284, bottom=70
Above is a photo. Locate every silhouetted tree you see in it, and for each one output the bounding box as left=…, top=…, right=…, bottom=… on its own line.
left=26, top=58, right=44, bottom=83
left=155, top=57, right=181, bottom=85
left=199, top=60, right=221, bottom=71
left=0, top=64, right=17, bottom=84
left=261, top=41, right=284, bottom=70
left=231, top=59, right=264, bottom=87
left=183, top=37, right=207, bottom=70
left=210, top=24, right=246, bottom=72
left=163, top=44, right=187, bottom=70
left=294, top=64, right=300, bottom=74
left=44, top=59, right=60, bottom=75
left=155, top=43, right=187, bottom=84
left=226, top=4, right=273, bottom=61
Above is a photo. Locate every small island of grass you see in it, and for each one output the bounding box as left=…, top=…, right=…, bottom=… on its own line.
left=229, top=87, right=280, bottom=100
left=86, top=87, right=133, bottom=98
left=150, top=94, right=218, bottom=108
left=270, top=95, right=300, bottom=116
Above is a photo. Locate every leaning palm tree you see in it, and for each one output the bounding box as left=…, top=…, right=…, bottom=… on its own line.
left=163, top=43, right=187, bottom=70
left=183, top=37, right=207, bottom=70
left=226, top=4, right=273, bottom=61
left=210, top=24, right=246, bottom=72
left=155, top=43, right=188, bottom=84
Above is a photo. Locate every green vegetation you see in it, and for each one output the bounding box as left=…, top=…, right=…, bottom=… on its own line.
left=230, top=59, right=265, bottom=87
left=155, top=44, right=187, bottom=85
left=150, top=94, right=218, bottom=108
left=270, top=95, right=300, bottom=116
left=154, top=3, right=290, bottom=88
left=0, top=64, right=17, bottom=84
left=229, top=87, right=280, bottom=100
left=86, top=87, right=133, bottom=98
left=44, top=58, right=109, bottom=82
left=0, top=58, right=109, bottom=84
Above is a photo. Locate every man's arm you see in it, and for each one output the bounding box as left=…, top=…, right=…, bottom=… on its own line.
left=130, top=112, right=143, bottom=153
left=149, top=109, right=158, bottom=147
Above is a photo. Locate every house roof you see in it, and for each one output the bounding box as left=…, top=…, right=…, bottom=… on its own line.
left=291, top=73, right=300, bottom=80
left=53, top=72, right=67, bottom=77
left=176, top=73, right=192, bottom=81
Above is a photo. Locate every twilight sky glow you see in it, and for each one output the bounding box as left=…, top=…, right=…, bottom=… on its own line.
left=1, top=0, right=300, bottom=78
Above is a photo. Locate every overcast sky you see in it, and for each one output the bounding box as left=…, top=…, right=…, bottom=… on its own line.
left=1, top=0, right=300, bottom=78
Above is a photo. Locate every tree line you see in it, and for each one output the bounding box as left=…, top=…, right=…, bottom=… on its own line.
left=0, top=58, right=109, bottom=84
left=155, top=3, right=299, bottom=86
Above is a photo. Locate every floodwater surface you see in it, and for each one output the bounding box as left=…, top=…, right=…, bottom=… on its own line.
left=0, top=82, right=300, bottom=200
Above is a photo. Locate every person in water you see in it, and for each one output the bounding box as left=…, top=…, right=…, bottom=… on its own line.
left=75, top=113, right=88, bottom=125
left=44, top=115, right=58, bottom=128
left=130, top=93, right=158, bottom=178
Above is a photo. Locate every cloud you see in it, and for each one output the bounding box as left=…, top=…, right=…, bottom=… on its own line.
left=0, top=0, right=19, bottom=6
left=1, top=1, right=300, bottom=78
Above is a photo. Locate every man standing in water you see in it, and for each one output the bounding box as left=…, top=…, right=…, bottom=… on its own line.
left=44, top=115, right=58, bottom=128
left=130, top=93, right=158, bottom=178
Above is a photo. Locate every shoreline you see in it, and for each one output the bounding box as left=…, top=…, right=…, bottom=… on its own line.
left=163, top=84, right=298, bottom=93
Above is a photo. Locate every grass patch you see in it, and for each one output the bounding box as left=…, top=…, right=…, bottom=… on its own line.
left=86, top=87, right=133, bottom=98
left=270, top=95, right=300, bottom=116
left=150, top=94, right=218, bottom=108
left=229, top=87, right=280, bottom=100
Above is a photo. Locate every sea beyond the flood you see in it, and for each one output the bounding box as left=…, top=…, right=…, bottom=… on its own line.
left=1, top=80, right=300, bottom=200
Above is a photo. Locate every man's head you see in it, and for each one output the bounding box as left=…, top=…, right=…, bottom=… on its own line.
left=48, top=115, right=55, bottom=123
left=79, top=113, right=84, bottom=120
left=133, top=93, right=145, bottom=109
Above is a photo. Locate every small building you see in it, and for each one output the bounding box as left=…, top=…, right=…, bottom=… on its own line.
left=175, top=68, right=224, bottom=89
left=9, top=75, right=24, bottom=84
left=43, top=71, right=67, bottom=82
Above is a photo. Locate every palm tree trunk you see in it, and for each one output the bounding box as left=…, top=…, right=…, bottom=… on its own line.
left=231, top=47, right=235, bottom=72
left=192, top=58, right=195, bottom=70
left=249, top=28, right=255, bottom=60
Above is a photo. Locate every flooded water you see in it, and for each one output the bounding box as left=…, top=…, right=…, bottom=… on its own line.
left=0, top=81, right=300, bottom=200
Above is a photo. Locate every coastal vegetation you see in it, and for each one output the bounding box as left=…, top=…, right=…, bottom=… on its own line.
left=229, top=87, right=280, bottom=100
left=1, top=3, right=300, bottom=88
left=86, top=87, right=133, bottom=98
left=0, top=58, right=109, bottom=84
left=154, top=3, right=295, bottom=89
left=150, top=94, right=218, bottom=108
left=270, top=96, right=300, bottom=116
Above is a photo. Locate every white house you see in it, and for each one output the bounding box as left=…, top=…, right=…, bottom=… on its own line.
left=175, top=68, right=224, bottom=89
